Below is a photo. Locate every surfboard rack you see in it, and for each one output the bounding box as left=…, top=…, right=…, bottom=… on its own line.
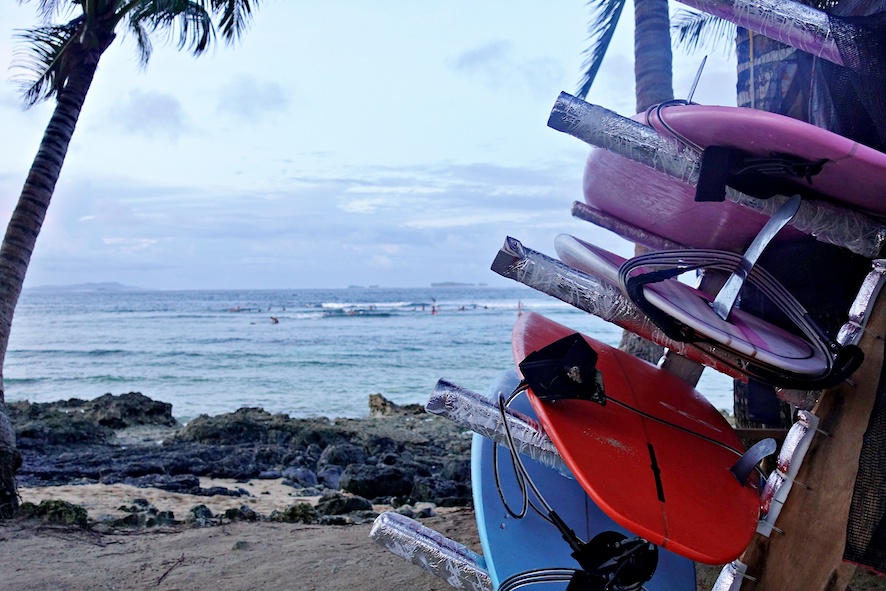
left=490, top=236, right=751, bottom=380
left=369, top=511, right=493, bottom=591
left=672, top=0, right=842, bottom=67
left=492, top=235, right=868, bottom=389
left=571, top=201, right=687, bottom=252
left=426, top=378, right=570, bottom=476
left=756, top=411, right=821, bottom=537
left=712, top=560, right=754, bottom=591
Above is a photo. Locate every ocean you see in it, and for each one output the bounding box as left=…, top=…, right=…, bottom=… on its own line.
left=4, top=286, right=733, bottom=422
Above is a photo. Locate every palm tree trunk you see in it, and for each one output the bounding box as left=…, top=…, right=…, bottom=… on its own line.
left=633, top=0, right=674, bottom=113
left=620, top=0, right=674, bottom=363
left=0, top=51, right=103, bottom=519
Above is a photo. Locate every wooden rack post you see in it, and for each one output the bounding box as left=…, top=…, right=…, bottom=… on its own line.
left=738, top=289, right=886, bottom=589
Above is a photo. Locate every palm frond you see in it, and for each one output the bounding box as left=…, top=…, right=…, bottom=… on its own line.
left=210, top=0, right=259, bottom=43
left=18, top=0, right=78, bottom=24
left=128, top=0, right=213, bottom=57
left=10, top=19, right=82, bottom=105
left=671, top=9, right=736, bottom=56
left=577, top=0, right=627, bottom=100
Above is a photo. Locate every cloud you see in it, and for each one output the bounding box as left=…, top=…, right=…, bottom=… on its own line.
left=102, top=237, right=158, bottom=252
left=217, top=73, right=289, bottom=120
left=112, top=90, right=188, bottom=138
left=452, top=41, right=563, bottom=99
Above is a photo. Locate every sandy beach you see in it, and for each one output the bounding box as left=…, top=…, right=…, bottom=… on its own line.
left=7, top=482, right=886, bottom=591
left=3, top=498, right=480, bottom=591
left=6, top=395, right=886, bottom=591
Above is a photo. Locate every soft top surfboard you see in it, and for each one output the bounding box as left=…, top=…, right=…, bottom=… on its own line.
left=511, top=311, right=761, bottom=564
left=646, top=103, right=886, bottom=216
left=472, top=369, right=696, bottom=590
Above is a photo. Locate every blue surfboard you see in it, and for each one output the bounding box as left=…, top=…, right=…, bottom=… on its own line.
left=472, top=369, right=696, bottom=590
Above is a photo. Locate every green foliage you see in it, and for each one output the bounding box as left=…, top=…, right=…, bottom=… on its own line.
left=12, top=0, right=262, bottom=106
left=577, top=0, right=628, bottom=99
left=270, top=503, right=317, bottom=524
left=17, top=499, right=88, bottom=526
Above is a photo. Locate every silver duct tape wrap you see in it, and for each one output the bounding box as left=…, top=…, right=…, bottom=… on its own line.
left=571, top=201, right=688, bottom=251
left=426, top=379, right=569, bottom=476
left=838, top=259, right=886, bottom=346
left=675, top=0, right=842, bottom=66
left=550, top=92, right=886, bottom=258
left=727, top=191, right=886, bottom=259
left=756, top=410, right=820, bottom=537
left=777, top=410, right=813, bottom=474
left=549, top=92, right=700, bottom=185
left=370, top=511, right=492, bottom=591
left=774, top=387, right=818, bottom=410
left=711, top=560, right=751, bottom=591
left=490, top=236, right=751, bottom=380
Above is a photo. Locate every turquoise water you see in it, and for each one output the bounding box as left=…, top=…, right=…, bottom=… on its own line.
left=4, top=286, right=732, bottom=421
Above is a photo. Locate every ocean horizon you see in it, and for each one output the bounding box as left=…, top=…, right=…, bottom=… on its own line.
left=5, top=285, right=733, bottom=422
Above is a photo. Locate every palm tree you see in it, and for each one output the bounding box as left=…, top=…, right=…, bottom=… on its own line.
left=0, top=0, right=261, bottom=519
left=579, top=0, right=675, bottom=113
left=578, top=0, right=676, bottom=363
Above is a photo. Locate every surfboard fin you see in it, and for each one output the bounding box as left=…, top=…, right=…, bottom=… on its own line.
left=519, top=333, right=607, bottom=405
left=730, top=437, right=777, bottom=485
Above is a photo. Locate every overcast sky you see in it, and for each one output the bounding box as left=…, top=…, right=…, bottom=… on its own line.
left=0, top=1, right=738, bottom=290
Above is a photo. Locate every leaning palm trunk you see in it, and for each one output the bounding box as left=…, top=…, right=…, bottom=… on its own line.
left=0, top=44, right=105, bottom=518
left=619, top=0, right=675, bottom=363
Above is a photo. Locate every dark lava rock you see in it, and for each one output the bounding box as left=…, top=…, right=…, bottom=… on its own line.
left=318, top=443, right=366, bottom=468
left=339, top=465, right=413, bottom=498
left=316, top=465, right=342, bottom=490
left=315, top=493, right=373, bottom=515
left=224, top=505, right=260, bottom=522
left=84, top=392, right=178, bottom=429
left=368, top=393, right=424, bottom=417
left=282, top=467, right=318, bottom=487
left=186, top=504, right=216, bottom=526
left=442, top=458, right=471, bottom=482
left=13, top=392, right=476, bottom=507
left=174, top=408, right=354, bottom=448
left=8, top=401, right=113, bottom=449
left=411, top=476, right=469, bottom=505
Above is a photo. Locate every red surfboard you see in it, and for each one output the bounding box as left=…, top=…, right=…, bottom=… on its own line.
left=512, top=311, right=761, bottom=564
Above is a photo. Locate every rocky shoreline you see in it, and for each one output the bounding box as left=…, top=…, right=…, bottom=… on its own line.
left=9, top=392, right=472, bottom=525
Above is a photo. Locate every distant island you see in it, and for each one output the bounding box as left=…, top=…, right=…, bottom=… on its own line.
left=28, top=282, right=147, bottom=292
left=430, top=282, right=488, bottom=288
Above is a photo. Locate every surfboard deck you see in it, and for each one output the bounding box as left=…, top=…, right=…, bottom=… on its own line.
left=553, top=234, right=828, bottom=377
left=472, top=369, right=696, bottom=590
left=581, top=146, right=797, bottom=251
left=511, top=312, right=761, bottom=564
left=647, top=103, right=886, bottom=216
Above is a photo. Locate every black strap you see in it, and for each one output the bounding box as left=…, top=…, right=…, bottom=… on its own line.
left=695, top=145, right=828, bottom=203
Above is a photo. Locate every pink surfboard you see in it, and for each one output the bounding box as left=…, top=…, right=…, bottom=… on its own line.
left=512, top=311, right=761, bottom=564
left=554, top=234, right=829, bottom=377
left=582, top=136, right=807, bottom=252
left=646, top=103, right=886, bottom=216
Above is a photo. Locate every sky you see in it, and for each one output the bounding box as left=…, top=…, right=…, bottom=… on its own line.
left=0, top=1, right=739, bottom=290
